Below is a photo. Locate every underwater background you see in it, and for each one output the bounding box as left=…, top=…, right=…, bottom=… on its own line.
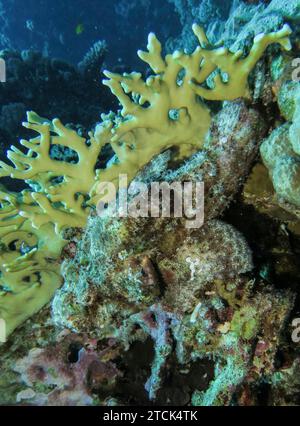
left=0, top=0, right=300, bottom=406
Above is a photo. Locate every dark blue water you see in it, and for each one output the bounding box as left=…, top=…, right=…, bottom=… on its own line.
left=0, top=0, right=181, bottom=68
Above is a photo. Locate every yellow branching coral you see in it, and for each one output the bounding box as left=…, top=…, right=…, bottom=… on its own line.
left=0, top=24, right=293, bottom=338
left=0, top=112, right=108, bottom=233
left=0, top=190, right=65, bottom=336
left=0, top=113, right=110, bottom=337
left=185, top=24, right=292, bottom=100
left=90, top=24, right=292, bottom=203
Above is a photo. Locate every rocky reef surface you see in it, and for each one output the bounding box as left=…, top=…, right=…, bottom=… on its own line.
left=0, top=0, right=300, bottom=407
left=168, top=0, right=300, bottom=52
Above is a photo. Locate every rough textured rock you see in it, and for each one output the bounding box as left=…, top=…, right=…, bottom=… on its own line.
left=261, top=84, right=300, bottom=208
left=168, top=0, right=300, bottom=53
left=52, top=99, right=265, bottom=334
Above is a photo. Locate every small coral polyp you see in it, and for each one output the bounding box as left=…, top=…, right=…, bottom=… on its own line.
left=0, top=24, right=293, bottom=338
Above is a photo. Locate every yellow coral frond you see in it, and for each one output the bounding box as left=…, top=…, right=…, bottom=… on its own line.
left=0, top=112, right=105, bottom=233
left=91, top=24, right=292, bottom=205
left=0, top=190, right=65, bottom=337
left=188, top=24, right=293, bottom=100
left=137, top=32, right=166, bottom=73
